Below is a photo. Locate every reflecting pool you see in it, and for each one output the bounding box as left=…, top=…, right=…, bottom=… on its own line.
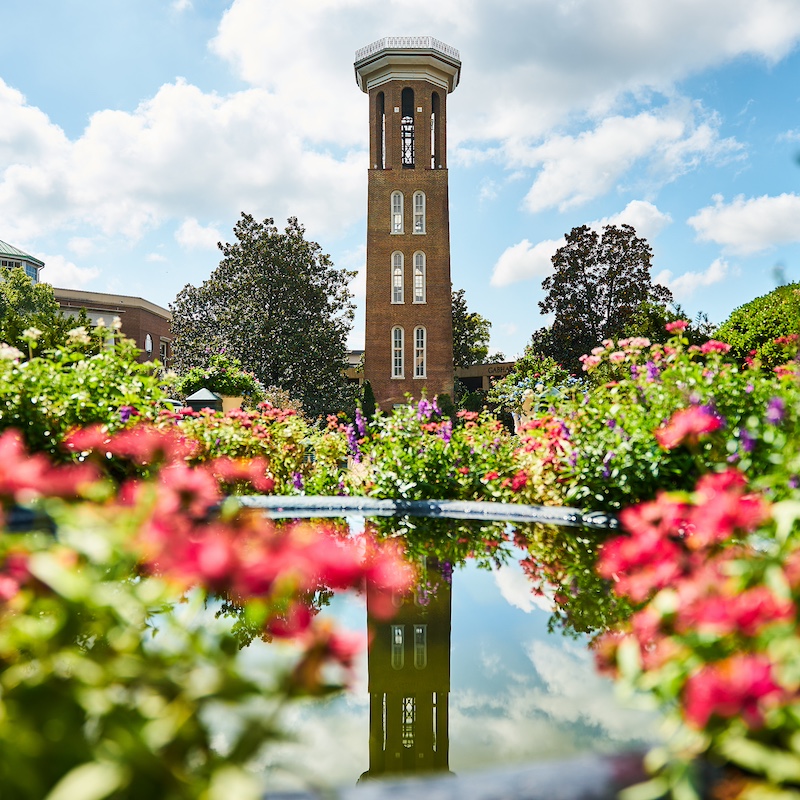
left=232, top=519, right=660, bottom=793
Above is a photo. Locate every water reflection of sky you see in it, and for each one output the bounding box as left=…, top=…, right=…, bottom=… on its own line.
left=237, top=557, right=659, bottom=792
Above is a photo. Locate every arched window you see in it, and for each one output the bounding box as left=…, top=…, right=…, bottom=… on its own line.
left=375, top=91, right=386, bottom=169
left=413, top=624, right=427, bottom=669
left=414, top=326, right=426, bottom=378
left=431, top=91, right=441, bottom=168
left=401, top=87, right=415, bottom=168
left=413, top=191, right=425, bottom=234
left=413, top=252, right=426, bottom=303
left=391, top=625, right=405, bottom=670
left=392, top=326, right=404, bottom=378
left=391, top=191, right=403, bottom=234
left=391, top=252, right=404, bottom=303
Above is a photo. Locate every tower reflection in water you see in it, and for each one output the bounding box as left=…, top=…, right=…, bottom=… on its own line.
left=359, top=557, right=454, bottom=780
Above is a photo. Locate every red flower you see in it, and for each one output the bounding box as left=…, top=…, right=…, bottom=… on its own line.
left=683, top=654, right=785, bottom=729
left=510, top=470, right=528, bottom=492
left=654, top=407, right=724, bottom=450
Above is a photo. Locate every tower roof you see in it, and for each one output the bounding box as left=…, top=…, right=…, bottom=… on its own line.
left=0, top=239, right=44, bottom=267
left=354, top=36, right=461, bottom=94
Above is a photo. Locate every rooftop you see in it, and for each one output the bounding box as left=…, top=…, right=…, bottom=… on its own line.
left=0, top=239, right=45, bottom=267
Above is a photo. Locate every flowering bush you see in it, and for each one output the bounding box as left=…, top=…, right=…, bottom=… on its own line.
left=592, top=466, right=800, bottom=798
left=0, top=427, right=412, bottom=798
left=0, top=323, right=167, bottom=459
left=175, top=353, right=265, bottom=404
left=540, top=327, right=800, bottom=512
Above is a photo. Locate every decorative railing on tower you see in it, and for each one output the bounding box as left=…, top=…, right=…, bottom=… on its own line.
left=355, top=37, right=461, bottom=62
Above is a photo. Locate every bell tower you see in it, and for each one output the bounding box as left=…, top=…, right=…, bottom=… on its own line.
left=354, top=37, right=461, bottom=409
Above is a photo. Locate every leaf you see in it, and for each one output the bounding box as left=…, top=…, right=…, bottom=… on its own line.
left=44, top=762, right=127, bottom=800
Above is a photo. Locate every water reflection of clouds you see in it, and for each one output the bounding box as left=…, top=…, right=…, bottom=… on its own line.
left=493, top=558, right=555, bottom=614
left=235, top=558, right=659, bottom=791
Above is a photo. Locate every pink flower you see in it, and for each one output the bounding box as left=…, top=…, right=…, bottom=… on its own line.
left=579, top=354, right=602, bottom=371
left=683, top=654, right=785, bottom=729
left=609, top=351, right=626, bottom=363
left=654, top=407, right=724, bottom=450
left=666, top=320, right=689, bottom=333
left=700, top=340, right=732, bottom=355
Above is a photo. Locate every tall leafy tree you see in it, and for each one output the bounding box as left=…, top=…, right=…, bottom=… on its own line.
left=0, top=266, right=87, bottom=354
left=171, top=214, right=356, bottom=418
left=539, top=224, right=672, bottom=373
left=452, top=288, right=503, bottom=368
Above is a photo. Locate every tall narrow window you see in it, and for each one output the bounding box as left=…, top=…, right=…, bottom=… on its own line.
left=431, top=92, right=441, bottom=168
left=414, top=327, right=426, bottom=378
left=413, top=191, right=426, bottom=233
left=376, top=91, right=385, bottom=169
left=413, top=252, right=426, bottom=303
left=391, top=191, right=403, bottom=234
left=391, top=252, right=404, bottom=303
left=391, top=625, right=405, bottom=670
left=401, top=87, right=415, bottom=168
left=392, top=326, right=404, bottom=378
left=414, top=625, right=428, bottom=669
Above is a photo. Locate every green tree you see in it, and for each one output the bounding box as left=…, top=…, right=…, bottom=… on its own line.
left=171, top=214, right=356, bottom=418
left=452, top=288, right=503, bottom=368
left=0, top=266, right=87, bottom=354
left=715, top=283, right=800, bottom=369
left=539, top=224, right=673, bottom=373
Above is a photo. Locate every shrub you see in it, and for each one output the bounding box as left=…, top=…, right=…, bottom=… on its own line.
left=175, top=353, right=265, bottom=403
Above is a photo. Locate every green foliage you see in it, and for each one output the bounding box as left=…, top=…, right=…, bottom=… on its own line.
left=361, top=379, right=377, bottom=420
left=0, top=267, right=89, bottom=355
left=175, top=352, right=265, bottom=402
left=540, top=224, right=673, bottom=373
left=0, top=323, right=166, bottom=459
left=171, top=214, right=356, bottom=418
left=488, top=344, right=571, bottom=414
left=715, top=283, right=800, bottom=368
left=452, top=288, right=499, bottom=368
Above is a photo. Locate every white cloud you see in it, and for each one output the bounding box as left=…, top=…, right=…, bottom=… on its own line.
left=688, top=193, right=800, bottom=254
left=146, top=253, right=168, bottom=263
left=40, top=254, right=100, bottom=288
left=654, top=257, right=730, bottom=298
left=175, top=218, right=222, bottom=250
left=67, top=237, right=95, bottom=257
left=593, top=200, right=673, bottom=240
left=494, top=561, right=554, bottom=614
left=172, top=0, right=192, bottom=11
left=490, top=237, right=564, bottom=287
left=778, top=129, right=800, bottom=142
left=518, top=108, right=738, bottom=213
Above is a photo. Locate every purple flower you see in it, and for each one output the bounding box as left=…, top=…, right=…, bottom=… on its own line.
left=745, top=383, right=755, bottom=394
left=645, top=361, right=660, bottom=382
left=119, top=405, right=135, bottom=423
left=292, top=472, right=304, bottom=490
left=355, top=407, right=367, bottom=438
left=441, top=561, right=453, bottom=584
left=606, top=418, right=617, bottom=430
left=630, top=364, right=640, bottom=379
left=766, top=396, right=785, bottom=425
left=602, top=451, right=615, bottom=478
left=346, top=424, right=362, bottom=463
left=740, top=429, right=756, bottom=453
left=417, top=398, right=433, bottom=420
left=569, top=451, right=578, bottom=467
left=789, top=476, right=799, bottom=490
left=432, top=397, right=441, bottom=415
left=440, top=419, right=453, bottom=443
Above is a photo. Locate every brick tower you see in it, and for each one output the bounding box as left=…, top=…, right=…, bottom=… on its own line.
left=354, top=37, right=461, bottom=409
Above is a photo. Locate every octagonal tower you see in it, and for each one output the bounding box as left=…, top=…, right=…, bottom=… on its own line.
left=355, top=37, right=461, bottom=409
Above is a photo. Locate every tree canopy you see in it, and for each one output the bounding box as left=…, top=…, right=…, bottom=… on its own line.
left=452, top=288, right=503, bottom=368
left=171, top=214, right=356, bottom=418
left=0, top=266, right=87, bottom=354
left=715, top=283, right=800, bottom=369
left=539, top=224, right=673, bottom=373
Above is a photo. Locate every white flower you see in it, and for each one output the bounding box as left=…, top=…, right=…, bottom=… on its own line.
left=111, top=316, right=123, bottom=330
left=95, top=317, right=106, bottom=328
left=22, top=327, right=42, bottom=341
left=67, top=326, right=92, bottom=346
left=0, top=343, right=24, bottom=361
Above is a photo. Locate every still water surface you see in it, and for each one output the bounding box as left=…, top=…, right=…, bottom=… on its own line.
left=229, top=522, right=659, bottom=793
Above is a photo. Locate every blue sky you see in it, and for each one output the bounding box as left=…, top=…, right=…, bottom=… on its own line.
left=2, top=0, right=800, bottom=359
